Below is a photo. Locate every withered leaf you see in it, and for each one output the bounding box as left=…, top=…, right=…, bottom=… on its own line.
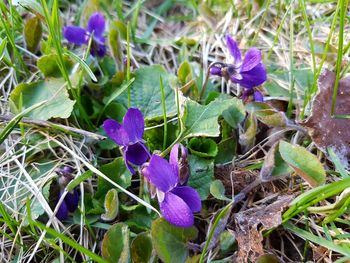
left=303, top=70, right=350, bottom=158
left=233, top=195, right=293, bottom=263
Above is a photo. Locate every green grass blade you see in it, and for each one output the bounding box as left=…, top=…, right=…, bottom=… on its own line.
left=33, top=221, right=108, bottom=263
left=284, top=222, right=350, bottom=257
left=65, top=50, right=98, bottom=82
left=0, top=100, right=47, bottom=144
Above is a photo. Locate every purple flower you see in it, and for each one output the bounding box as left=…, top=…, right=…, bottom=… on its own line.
left=56, top=189, right=79, bottom=220
left=210, top=35, right=267, bottom=89
left=63, top=12, right=106, bottom=57
left=103, top=108, right=150, bottom=174
left=56, top=166, right=79, bottom=220
left=142, top=145, right=201, bottom=228
left=241, top=88, right=264, bottom=102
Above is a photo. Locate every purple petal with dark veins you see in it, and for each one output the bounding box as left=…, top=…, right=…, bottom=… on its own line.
left=65, top=189, right=79, bottom=212
left=226, top=35, right=242, bottom=64
left=124, top=142, right=150, bottom=166
left=123, top=108, right=145, bottom=143
left=171, top=186, right=201, bottom=212
left=143, top=155, right=177, bottom=193
left=254, top=90, right=264, bottom=102
left=232, top=63, right=267, bottom=88
left=103, top=119, right=129, bottom=146
left=63, top=26, right=88, bottom=45
left=56, top=198, right=68, bottom=220
left=210, top=66, right=222, bottom=76
left=241, top=48, right=262, bottom=72
left=160, top=192, right=194, bottom=228
left=87, top=12, right=105, bottom=39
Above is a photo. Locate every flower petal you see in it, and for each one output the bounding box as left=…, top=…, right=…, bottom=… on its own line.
left=210, top=66, right=222, bottom=76
left=160, top=192, right=194, bottom=228
left=63, top=26, right=88, bottom=45
left=103, top=119, right=129, bottom=146
left=232, top=63, right=267, bottom=88
left=241, top=48, right=262, bottom=72
left=65, top=189, right=79, bottom=212
left=144, top=155, right=177, bottom=192
left=87, top=12, right=105, bottom=39
left=254, top=90, right=264, bottom=102
left=56, top=199, right=68, bottom=220
left=171, top=186, right=201, bottom=212
left=124, top=158, right=135, bottom=174
left=123, top=108, right=145, bottom=143
left=124, top=142, right=150, bottom=166
left=169, top=143, right=180, bottom=177
left=226, top=35, right=241, bottom=64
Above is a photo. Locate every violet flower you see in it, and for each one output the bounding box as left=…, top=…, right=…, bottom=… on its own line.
left=56, top=167, right=79, bottom=220
left=103, top=108, right=150, bottom=174
left=142, top=145, right=201, bottom=228
left=63, top=12, right=106, bottom=57
left=210, top=35, right=267, bottom=101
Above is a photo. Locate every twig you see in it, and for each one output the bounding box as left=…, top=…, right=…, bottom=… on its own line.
left=0, top=115, right=106, bottom=141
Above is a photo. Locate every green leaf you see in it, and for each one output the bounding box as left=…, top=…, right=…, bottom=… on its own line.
left=131, top=233, right=153, bottom=263
left=245, top=102, right=287, bottom=127
left=9, top=78, right=75, bottom=120
left=118, top=65, right=177, bottom=120
left=24, top=16, right=42, bottom=52
left=222, top=101, right=246, bottom=128
left=219, top=231, right=235, bottom=253
left=182, top=97, right=242, bottom=138
left=215, top=137, right=236, bottom=164
left=95, top=158, right=132, bottom=199
left=260, top=143, right=292, bottom=182
left=151, top=218, right=198, bottom=263
left=210, top=180, right=230, bottom=201
left=188, top=137, right=218, bottom=158
left=178, top=61, right=192, bottom=84
left=279, top=141, right=326, bottom=187
left=328, top=147, right=349, bottom=178
left=101, top=223, right=130, bottom=263
left=256, top=254, right=282, bottom=263
left=188, top=155, right=214, bottom=200
left=239, top=113, right=257, bottom=150
left=101, top=189, right=119, bottom=222
left=37, top=53, right=74, bottom=78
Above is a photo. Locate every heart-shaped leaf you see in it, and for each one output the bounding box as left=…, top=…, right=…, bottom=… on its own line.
left=210, top=180, right=230, bottom=201
left=246, top=102, right=287, bottom=127
left=279, top=141, right=326, bottom=187
left=188, top=155, right=214, bottom=200
left=188, top=137, right=218, bottom=158
left=24, top=16, right=42, bottom=52
left=10, top=78, right=75, bottom=120
left=101, top=223, right=130, bottom=263
left=101, top=189, right=119, bottom=222
left=131, top=232, right=153, bottom=263
left=37, top=54, right=74, bottom=78
left=182, top=97, right=244, bottom=138
left=95, top=158, right=132, bottom=199
left=151, top=218, right=198, bottom=263
left=117, top=65, right=177, bottom=120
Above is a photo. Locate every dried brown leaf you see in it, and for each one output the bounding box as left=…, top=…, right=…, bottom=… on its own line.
left=233, top=195, right=293, bottom=263
left=303, top=70, right=350, bottom=159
